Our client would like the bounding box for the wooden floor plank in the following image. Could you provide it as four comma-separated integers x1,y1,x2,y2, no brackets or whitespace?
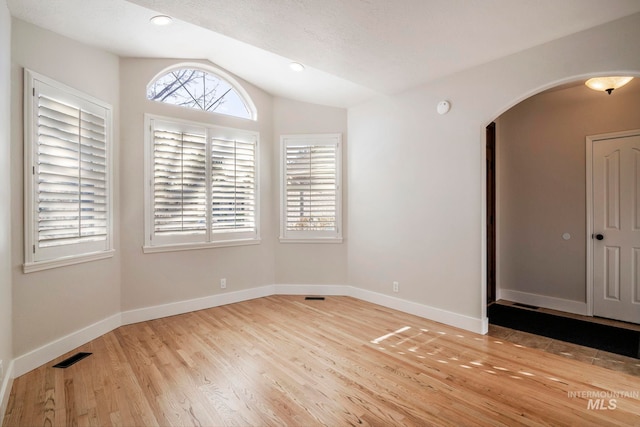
3,295,640,426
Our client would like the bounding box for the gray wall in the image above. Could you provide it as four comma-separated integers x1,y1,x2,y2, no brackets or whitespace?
497,79,640,303
7,32,350,363
273,97,348,285
10,19,122,357
118,61,350,308
119,58,276,311
347,13,640,320
0,0,13,413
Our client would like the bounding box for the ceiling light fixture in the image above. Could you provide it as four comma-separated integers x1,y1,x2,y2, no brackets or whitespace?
585,76,633,95
150,15,173,26
289,62,305,72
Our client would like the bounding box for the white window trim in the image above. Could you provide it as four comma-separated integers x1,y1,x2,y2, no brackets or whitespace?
143,114,260,253
280,133,343,244
23,250,115,274
142,238,260,254
23,69,114,273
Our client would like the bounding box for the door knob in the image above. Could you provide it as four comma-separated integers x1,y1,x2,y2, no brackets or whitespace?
595,234,604,240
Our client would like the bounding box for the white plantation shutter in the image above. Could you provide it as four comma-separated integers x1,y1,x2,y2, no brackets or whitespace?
285,144,337,230
25,71,113,270
145,115,259,251
281,134,342,242
152,125,207,241
37,95,108,246
211,137,256,236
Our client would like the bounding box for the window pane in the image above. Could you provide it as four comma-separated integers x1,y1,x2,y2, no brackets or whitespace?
153,128,208,235
147,68,252,119
36,94,108,247
146,116,259,249
285,144,337,231
211,138,256,232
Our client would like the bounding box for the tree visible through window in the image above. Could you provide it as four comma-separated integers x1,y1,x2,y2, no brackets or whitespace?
147,68,252,119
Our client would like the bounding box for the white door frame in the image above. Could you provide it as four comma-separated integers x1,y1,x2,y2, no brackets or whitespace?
585,128,640,317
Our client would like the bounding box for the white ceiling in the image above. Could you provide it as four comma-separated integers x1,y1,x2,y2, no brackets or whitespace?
7,0,640,108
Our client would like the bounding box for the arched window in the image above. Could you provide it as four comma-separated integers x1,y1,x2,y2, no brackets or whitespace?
147,66,255,120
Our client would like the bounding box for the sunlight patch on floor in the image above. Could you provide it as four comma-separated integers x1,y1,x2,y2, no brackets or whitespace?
371,326,411,344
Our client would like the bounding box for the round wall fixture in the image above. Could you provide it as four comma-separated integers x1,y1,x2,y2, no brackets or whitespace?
437,100,451,115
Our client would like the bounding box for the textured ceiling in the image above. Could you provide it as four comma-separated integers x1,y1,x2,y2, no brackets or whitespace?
7,0,640,107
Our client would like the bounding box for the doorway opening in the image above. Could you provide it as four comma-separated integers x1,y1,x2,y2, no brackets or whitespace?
485,77,640,363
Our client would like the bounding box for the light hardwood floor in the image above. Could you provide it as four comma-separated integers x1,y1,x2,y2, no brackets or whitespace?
3,296,640,426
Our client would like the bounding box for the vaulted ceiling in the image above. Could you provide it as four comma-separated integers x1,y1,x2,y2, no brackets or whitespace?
8,0,640,107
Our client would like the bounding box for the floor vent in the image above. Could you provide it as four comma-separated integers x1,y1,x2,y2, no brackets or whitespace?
305,296,325,301
513,303,539,310
53,352,92,369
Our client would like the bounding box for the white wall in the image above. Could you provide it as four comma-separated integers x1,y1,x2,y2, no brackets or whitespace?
0,0,13,415
10,19,122,357
273,97,348,285
497,80,640,304
119,58,276,311
347,13,640,322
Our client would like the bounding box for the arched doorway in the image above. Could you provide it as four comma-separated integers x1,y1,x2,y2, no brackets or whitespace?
484,75,640,362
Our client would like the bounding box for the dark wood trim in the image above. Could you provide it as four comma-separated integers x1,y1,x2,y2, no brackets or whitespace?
486,122,496,304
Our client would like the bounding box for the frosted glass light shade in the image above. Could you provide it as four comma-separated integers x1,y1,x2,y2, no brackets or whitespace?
585,76,633,94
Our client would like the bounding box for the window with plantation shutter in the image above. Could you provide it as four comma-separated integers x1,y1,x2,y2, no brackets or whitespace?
24,70,114,272
151,122,207,245
280,134,342,242
145,115,259,252
211,138,256,235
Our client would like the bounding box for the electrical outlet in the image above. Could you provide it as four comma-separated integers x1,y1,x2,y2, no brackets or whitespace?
220,278,227,289
393,281,399,293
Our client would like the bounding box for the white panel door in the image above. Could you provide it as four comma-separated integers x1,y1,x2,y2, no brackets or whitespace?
592,133,640,323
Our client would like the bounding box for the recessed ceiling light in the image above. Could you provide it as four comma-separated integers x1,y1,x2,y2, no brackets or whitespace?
289,62,305,72
150,15,173,26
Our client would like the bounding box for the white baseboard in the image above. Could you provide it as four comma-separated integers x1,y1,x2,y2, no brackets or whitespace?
349,287,488,334
272,284,350,296
0,359,14,421
273,285,487,334
13,312,121,378
499,289,588,316
121,286,275,325
10,284,488,379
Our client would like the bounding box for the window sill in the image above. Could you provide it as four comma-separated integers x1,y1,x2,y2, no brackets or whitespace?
279,237,343,244
23,249,115,273
143,238,261,254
